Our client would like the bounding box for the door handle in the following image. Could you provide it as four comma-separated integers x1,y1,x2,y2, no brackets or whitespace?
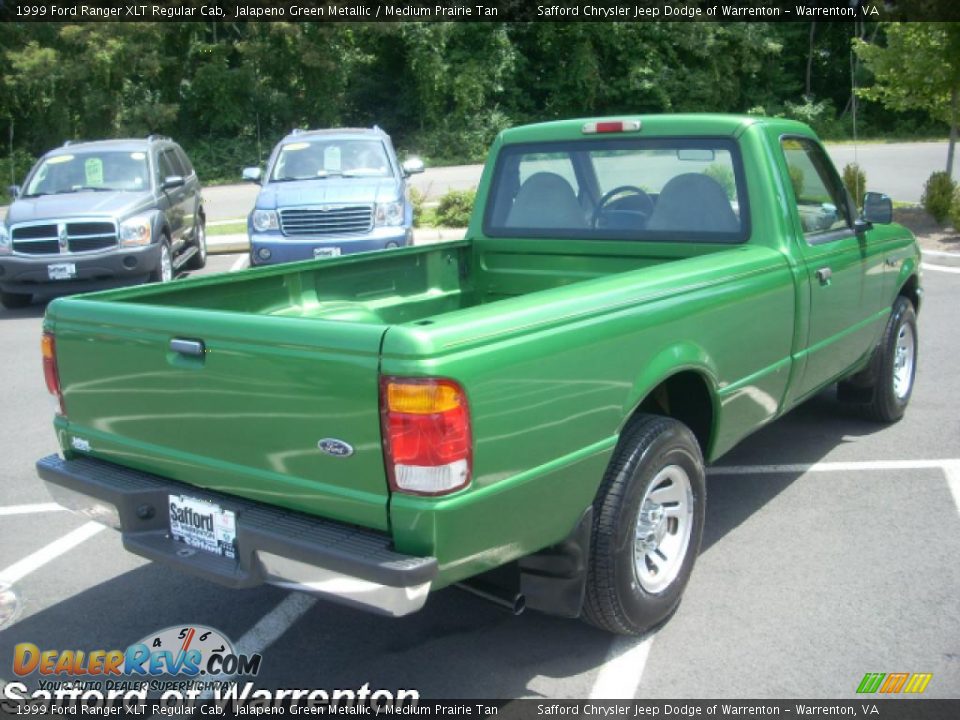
170,338,205,357
815,267,832,285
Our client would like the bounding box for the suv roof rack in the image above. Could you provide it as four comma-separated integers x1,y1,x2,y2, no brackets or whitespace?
147,134,170,143
290,128,305,136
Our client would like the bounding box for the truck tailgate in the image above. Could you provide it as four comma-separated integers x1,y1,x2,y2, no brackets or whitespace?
47,298,391,531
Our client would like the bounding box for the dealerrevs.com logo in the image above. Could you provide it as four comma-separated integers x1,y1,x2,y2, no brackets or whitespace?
12,625,261,677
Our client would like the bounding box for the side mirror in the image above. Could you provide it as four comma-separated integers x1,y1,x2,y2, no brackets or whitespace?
863,191,893,225
401,158,425,177
161,175,185,191
242,167,263,184
7,185,21,199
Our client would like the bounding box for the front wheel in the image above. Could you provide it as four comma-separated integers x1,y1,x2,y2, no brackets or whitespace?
862,296,918,423
582,415,706,636
149,237,174,283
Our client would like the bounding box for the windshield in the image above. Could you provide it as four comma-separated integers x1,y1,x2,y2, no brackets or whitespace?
270,139,391,181
24,151,150,196
484,137,748,243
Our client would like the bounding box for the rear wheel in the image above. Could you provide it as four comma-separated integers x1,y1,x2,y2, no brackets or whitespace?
0,291,31,310
582,415,706,636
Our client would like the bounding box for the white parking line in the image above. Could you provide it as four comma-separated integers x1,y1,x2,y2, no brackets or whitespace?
0,522,104,585
709,458,960,475
589,635,654,699
921,263,960,274
230,255,249,272
200,593,317,697
943,461,960,515
0,503,66,517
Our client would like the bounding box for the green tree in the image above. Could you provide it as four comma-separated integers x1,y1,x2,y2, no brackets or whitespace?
855,23,960,174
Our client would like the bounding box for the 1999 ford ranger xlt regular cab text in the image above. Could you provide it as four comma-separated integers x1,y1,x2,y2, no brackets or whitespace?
36,115,920,635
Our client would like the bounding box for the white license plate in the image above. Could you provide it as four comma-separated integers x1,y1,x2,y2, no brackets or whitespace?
169,494,237,559
314,247,341,258
47,263,77,280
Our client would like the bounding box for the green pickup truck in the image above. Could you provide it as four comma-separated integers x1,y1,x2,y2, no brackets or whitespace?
36,115,920,636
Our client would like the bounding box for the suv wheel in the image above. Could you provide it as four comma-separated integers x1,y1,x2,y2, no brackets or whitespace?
150,237,174,283
184,216,207,271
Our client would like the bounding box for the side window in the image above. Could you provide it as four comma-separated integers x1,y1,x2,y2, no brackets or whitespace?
157,149,178,181
174,147,194,177
781,137,851,238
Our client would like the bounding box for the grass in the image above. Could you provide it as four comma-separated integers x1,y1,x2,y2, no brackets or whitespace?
207,221,247,236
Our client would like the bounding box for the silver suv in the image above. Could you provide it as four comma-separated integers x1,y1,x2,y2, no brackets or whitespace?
0,136,206,309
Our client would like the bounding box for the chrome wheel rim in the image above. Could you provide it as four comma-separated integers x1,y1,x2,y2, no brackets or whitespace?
633,465,694,594
893,322,915,400
197,223,207,262
160,244,173,282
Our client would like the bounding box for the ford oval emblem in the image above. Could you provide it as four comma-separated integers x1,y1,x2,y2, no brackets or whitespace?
318,438,354,458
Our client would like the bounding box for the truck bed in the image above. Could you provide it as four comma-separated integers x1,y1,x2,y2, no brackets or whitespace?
103,239,728,324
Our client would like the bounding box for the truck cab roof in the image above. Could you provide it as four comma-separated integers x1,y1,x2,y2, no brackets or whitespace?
498,113,816,144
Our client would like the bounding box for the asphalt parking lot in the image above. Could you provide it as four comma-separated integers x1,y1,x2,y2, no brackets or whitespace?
0,256,957,700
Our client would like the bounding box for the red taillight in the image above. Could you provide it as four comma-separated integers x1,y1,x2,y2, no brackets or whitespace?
41,332,66,416
582,119,642,134
380,377,471,496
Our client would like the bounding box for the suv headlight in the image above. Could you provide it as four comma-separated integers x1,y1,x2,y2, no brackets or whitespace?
375,201,404,227
119,216,152,247
252,210,279,232
0,225,11,255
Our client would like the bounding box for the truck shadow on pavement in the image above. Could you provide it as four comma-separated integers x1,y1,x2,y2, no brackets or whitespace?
701,387,889,554
0,389,892,698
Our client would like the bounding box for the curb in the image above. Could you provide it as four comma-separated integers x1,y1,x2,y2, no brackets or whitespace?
207,234,249,255
206,228,468,255
921,249,960,268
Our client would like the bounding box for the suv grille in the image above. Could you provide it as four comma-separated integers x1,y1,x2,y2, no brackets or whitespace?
12,221,117,255
280,206,373,237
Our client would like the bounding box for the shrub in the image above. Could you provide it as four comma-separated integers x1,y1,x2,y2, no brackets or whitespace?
921,171,957,224
0,149,39,204
703,163,736,200
408,187,426,228
788,165,805,199
842,163,866,208
185,136,268,185
951,187,960,231
435,189,476,227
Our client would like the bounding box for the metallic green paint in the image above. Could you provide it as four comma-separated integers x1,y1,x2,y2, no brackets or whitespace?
43,114,921,591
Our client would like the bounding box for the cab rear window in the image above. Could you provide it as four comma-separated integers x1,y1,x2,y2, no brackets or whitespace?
484,138,749,243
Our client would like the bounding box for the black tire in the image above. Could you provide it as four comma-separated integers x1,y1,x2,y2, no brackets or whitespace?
149,236,174,283
184,215,207,271
0,291,31,310
582,414,706,636
859,296,918,423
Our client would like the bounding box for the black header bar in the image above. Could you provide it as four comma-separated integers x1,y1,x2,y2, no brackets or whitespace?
3,1,960,23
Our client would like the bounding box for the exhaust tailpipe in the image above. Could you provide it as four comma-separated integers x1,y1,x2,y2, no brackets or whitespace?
455,580,526,615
